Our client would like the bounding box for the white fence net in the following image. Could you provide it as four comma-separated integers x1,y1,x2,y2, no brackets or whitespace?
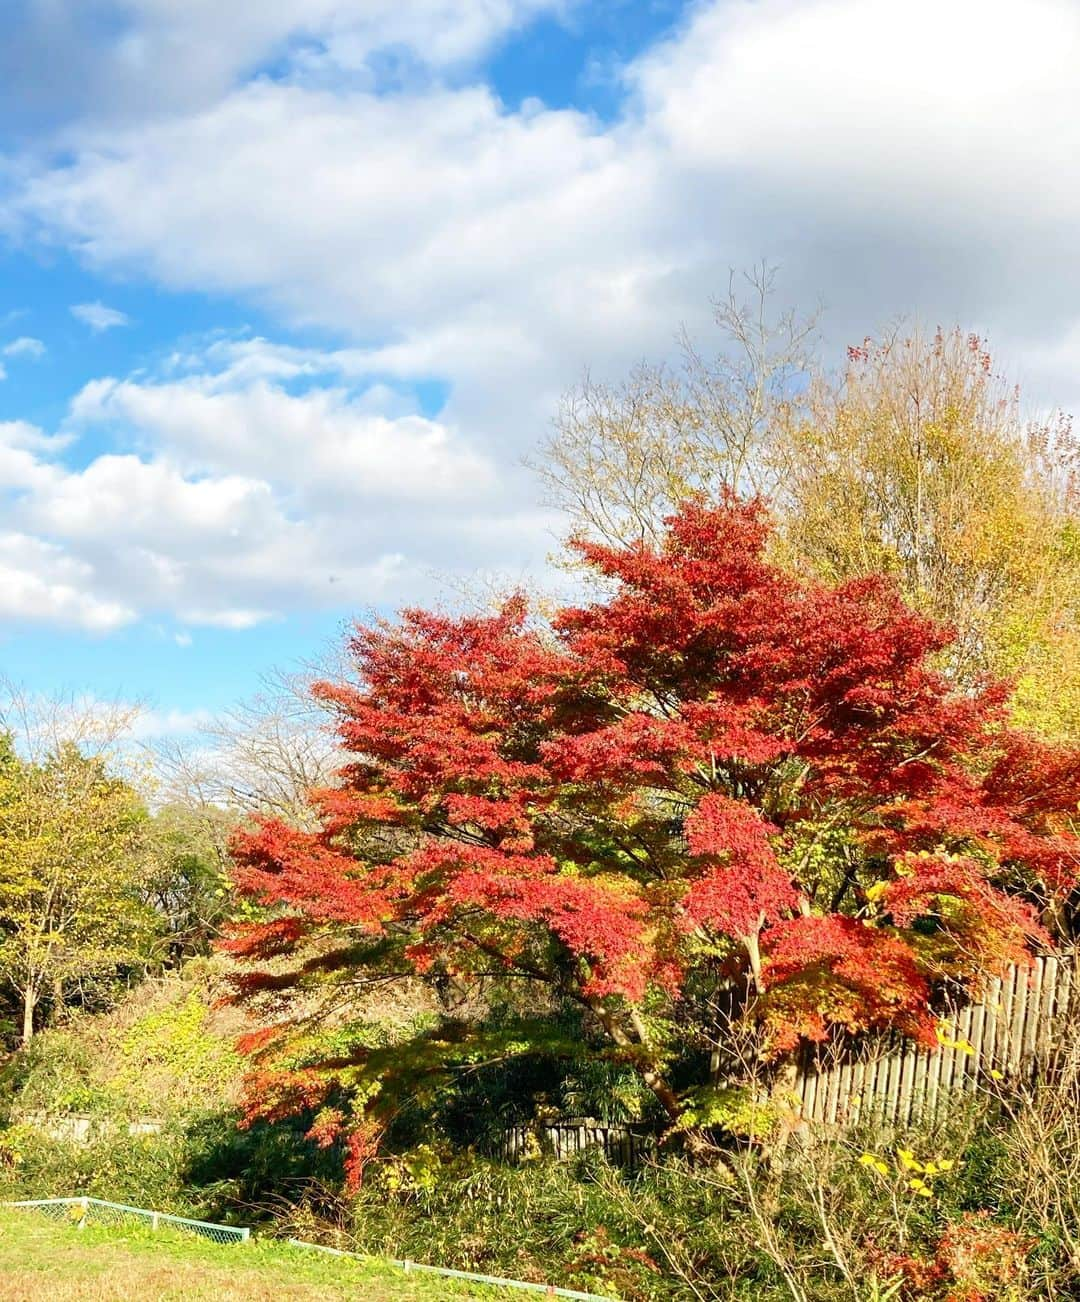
5,1196,250,1245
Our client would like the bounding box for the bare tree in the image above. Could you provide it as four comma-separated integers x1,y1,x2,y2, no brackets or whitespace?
531,263,820,549
0,682,144,767
153,664,342,829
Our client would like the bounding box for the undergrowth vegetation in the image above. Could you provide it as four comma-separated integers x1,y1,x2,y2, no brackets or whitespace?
6,1024,1080,1301
290,1107,1046,1300
0,959,243,1124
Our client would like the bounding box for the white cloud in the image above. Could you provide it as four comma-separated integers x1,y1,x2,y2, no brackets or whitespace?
71,302,131,333
0,345,551,632
11,0,1077,466
129,705,214,740
628,0,1080,270
11,0,1074,387
70,370,498,505
644,0,1077,194
18,78,680,453
0,0,570,130
3,0,1080,631
0,532,134,632
2,336,45,359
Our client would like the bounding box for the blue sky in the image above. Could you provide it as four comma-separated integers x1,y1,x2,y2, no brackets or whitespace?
0,0,1077,732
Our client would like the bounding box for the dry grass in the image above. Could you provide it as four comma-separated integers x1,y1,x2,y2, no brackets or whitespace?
0,1210,489,1300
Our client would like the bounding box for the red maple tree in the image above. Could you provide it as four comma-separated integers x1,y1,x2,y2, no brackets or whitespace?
225,497,1080,1151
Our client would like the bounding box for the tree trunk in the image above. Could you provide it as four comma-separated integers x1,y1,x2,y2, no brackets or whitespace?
21,988,36,1044
591,1000,683,1122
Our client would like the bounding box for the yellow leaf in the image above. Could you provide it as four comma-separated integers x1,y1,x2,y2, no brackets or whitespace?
897,1149,924,1172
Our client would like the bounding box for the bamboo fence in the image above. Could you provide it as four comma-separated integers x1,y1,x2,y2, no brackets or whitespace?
794,952,1078,1126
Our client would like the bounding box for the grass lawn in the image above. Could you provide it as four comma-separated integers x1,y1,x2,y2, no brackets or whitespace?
0,1208,493,1300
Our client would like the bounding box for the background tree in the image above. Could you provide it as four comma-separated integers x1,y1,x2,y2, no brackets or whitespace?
535,290,1080,737
226,499,1079,1165
774,327,1080,699
141,802,235,965
531,264,818,549
153,666,341,831
0,738,159,1042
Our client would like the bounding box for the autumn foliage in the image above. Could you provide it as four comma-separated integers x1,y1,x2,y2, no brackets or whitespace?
225,497,1080,1144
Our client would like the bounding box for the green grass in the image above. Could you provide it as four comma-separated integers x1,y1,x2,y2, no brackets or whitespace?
0,1208,494,1300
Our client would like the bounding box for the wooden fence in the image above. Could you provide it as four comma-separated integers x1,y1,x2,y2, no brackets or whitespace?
794,952,1078,1127
498,1119,654,1170
491,956,1079,1165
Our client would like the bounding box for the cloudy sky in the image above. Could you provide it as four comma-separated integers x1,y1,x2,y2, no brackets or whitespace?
0,0,1077,724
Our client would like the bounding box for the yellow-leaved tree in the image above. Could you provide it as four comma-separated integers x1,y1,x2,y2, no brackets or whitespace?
0,735,159,1043
773,327,1080,719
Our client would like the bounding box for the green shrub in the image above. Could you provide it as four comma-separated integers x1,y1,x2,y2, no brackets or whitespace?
0,1030,118,1119
111,990,241,1113
0,1125,191,1211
